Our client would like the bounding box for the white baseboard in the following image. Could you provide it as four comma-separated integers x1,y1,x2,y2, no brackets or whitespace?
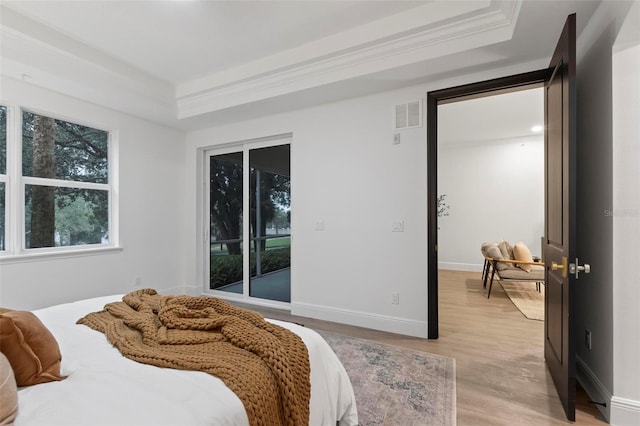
577,355,611,422
291,301,427,338
576,359,640,425
438,262,483,272
611,396,640,426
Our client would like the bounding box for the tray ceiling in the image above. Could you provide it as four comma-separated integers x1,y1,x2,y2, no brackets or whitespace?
0,0,599,129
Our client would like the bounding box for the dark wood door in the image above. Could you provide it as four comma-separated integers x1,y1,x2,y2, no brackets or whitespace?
544,13,576,422
426,13,579,422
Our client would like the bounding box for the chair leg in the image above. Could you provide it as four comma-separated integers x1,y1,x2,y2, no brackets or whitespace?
487,267,497,298
482,259,488,285
483,261,490,289
483,260,493,289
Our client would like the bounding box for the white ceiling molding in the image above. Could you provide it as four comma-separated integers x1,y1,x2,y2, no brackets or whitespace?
176,0,522,119
0,5,176,123
0,0,523,126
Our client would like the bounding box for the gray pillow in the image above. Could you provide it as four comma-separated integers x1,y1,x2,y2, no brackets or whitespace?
498,240,514,260
486,245,503,259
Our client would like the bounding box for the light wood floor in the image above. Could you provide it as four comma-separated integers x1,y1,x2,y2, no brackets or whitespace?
242,270,607,425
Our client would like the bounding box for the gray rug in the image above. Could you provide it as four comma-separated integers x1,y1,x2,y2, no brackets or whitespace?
318,331,456,426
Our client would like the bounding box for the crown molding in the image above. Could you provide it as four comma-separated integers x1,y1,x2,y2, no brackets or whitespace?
176,0,522,119
0,5,177,124
0,1,522,126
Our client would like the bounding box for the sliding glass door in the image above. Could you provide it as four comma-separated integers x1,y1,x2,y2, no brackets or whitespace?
206,141,290,303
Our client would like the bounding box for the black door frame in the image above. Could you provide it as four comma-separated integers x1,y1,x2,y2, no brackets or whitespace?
426,69,551,339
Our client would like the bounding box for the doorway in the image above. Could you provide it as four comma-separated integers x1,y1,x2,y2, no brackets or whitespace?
427,15,578,421
205,138,291,304
436,88,545,276
426,70,550,339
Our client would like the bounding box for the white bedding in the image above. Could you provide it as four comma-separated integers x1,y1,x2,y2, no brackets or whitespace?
15,295,357,426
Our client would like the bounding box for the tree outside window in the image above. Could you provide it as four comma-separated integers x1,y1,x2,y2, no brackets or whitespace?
22,111,109,249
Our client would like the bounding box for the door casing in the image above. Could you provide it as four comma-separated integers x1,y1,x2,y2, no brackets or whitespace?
426,69,550,339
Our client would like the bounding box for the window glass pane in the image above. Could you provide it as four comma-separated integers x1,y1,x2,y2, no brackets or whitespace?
249,144,291,302
22,111,108,183
25,185,108,248
0,182,5,251
209,152,243,291
0,106,6,174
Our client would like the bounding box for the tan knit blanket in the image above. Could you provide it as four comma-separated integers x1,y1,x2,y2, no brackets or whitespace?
77,289,310,426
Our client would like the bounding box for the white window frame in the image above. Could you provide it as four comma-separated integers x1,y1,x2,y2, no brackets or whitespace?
0,104,120,263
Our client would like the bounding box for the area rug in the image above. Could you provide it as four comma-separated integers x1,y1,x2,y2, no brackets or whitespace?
317,331,456,425
500,281,545,321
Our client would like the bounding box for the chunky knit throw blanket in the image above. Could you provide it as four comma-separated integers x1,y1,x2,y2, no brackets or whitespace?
77,289,310,426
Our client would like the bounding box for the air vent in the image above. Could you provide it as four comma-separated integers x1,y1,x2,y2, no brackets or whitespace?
394,100,423,129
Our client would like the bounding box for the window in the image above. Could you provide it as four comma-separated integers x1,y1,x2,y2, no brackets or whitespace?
0,106,115,257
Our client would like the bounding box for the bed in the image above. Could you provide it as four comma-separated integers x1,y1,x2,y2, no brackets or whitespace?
4,291,358,426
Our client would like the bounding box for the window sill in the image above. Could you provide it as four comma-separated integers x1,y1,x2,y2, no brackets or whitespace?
0,246,123,264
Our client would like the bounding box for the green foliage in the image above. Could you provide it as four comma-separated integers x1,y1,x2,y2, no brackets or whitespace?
257,247,291,274
269,206,290,233
21,111,109,248
22,111,108,182
210,255,243,288
209,153,243,255
55,196,104,246
209,147,291,257
210,247,291,288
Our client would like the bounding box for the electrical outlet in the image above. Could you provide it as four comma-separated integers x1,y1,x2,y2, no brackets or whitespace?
585,329,592,350
392,292,400,304
134,277,142,287
392,221,404,232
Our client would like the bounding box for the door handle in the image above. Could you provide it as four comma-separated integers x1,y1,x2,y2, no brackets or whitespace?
551,256,568,278
569,258,591,279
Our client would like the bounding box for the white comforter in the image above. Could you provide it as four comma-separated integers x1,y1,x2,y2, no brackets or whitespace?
15,295,357,426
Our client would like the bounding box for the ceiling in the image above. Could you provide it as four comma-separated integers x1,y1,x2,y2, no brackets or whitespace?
0,0,600,131
439,87,544,145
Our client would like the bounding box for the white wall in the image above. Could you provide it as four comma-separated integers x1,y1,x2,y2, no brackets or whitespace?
576,1,640,424
185,89,428,336
612,3,640,423
437,136,544,271
0,77,188,310
184,57,550,337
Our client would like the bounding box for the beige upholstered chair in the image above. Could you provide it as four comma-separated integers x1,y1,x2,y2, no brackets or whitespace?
481,241,544,298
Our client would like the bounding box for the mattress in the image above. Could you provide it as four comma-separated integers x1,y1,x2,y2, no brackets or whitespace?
15,295,357,426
